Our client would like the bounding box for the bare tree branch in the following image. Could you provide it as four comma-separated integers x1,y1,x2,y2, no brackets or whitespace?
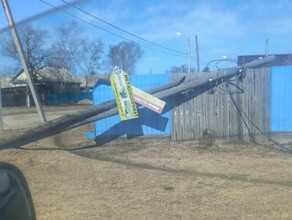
0,23,48,78
46,22,83,91
108,41,143,74
77,39,103,88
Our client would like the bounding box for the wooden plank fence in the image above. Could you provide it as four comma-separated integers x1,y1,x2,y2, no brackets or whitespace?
171,67,271,142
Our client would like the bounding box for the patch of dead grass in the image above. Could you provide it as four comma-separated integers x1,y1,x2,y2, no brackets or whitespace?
0,127,291,219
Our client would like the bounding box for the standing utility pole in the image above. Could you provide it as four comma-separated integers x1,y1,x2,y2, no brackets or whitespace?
176,32,191,73
187,37,191,73
1,0,46,122
265,39,269,56
195,35,200,72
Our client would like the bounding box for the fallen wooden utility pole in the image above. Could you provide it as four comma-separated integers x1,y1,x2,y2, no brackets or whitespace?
0,56,275,150
0,77,185,149
67,76,186,130
68,55,275,129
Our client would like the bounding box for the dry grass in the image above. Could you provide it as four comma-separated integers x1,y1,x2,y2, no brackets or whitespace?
0,126,292,219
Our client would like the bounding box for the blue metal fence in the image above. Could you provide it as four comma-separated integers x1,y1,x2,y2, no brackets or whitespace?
46,92,92,105
271,66,292,131
93,74,171,137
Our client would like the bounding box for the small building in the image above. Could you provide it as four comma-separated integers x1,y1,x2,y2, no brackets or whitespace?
0,74,14,89
45,74,109,105
0,74,26,107
11,67,81,93
1,67,82,107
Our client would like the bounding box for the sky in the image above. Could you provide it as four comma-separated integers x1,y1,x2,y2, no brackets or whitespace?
0,0,291,74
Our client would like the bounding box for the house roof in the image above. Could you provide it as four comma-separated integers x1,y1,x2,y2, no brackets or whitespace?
0,74,14,88
10,67,81,86
39,67,81,83
6,68,109,89
76,74,109,88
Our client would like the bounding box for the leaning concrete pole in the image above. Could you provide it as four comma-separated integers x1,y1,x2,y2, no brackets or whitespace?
1,0,46,122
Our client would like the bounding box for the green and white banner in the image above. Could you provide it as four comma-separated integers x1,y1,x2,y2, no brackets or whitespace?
110,67,139,121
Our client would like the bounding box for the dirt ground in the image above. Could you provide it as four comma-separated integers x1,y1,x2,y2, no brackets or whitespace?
0,106,292,219
1,105,89,130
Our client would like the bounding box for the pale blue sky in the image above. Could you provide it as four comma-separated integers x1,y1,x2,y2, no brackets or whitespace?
0,0,291,74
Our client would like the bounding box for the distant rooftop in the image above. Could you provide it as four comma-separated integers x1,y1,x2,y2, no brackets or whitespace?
76,74,109,88
11,67,81,85
1,69,110,89
0,74,14,88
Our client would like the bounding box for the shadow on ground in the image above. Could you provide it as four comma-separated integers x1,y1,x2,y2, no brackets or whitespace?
20,134,292,189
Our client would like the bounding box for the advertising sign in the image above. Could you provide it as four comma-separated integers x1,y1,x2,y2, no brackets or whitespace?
132,86,166,114
110,67,139,121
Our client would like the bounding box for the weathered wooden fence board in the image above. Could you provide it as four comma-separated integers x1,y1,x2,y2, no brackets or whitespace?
171,67,271,142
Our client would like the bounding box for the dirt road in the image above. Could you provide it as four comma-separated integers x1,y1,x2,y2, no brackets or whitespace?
1,105,89,130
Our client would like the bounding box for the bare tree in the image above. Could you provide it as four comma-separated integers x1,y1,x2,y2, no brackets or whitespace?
108,41,143,74
46,22,83,91
44,67,73,93
0,23,48,79
0,24,48,106
167,64,195,74
77,39,103,88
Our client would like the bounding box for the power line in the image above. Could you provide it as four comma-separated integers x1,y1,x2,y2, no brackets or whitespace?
39,0,187,59
0,0,88,34
58,0,187,56
226,83,255,143
227,84,292,154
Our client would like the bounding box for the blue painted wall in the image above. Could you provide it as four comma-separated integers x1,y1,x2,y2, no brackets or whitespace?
93,74,170,137
46,92,92,105
271,66,292,131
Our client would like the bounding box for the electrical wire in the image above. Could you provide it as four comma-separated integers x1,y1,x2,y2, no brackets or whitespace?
227,83,292,153
206,58,241,94
226,83,256,143
57,0,188,56
39,0,188,59
209,65,292,153
215,59,237,71
205,58,237,71
226,81,244,93
0,0,88,34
